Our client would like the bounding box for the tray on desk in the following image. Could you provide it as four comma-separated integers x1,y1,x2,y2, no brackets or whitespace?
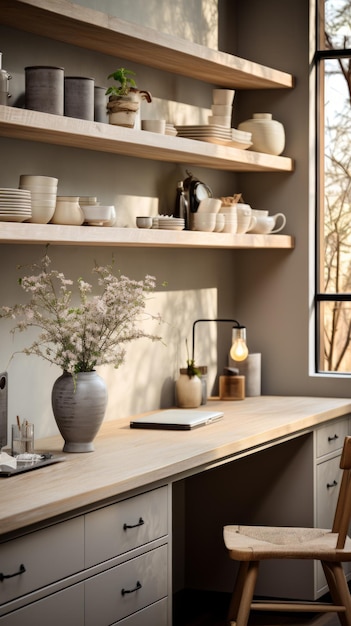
0,454,65,477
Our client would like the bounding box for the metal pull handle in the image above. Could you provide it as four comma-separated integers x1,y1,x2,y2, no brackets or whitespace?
121,580,142,596
123,517,144,530
328,434,339,442
327,480,338,489
0,563,26,582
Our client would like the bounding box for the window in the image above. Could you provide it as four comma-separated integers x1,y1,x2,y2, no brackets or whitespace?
316,0,351,372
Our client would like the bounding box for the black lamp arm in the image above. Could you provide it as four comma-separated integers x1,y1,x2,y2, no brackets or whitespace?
191,318,244,363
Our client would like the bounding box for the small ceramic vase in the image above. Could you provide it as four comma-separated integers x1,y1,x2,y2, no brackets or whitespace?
51,196,84,225
175,370,202,408
238,113,285,155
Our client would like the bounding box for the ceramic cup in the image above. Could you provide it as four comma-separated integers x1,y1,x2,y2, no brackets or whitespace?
212,88,235,106
236,203,256,234
141,119,166,134
248,211,286,234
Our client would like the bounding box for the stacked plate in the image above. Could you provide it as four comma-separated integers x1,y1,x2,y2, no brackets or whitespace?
0,188,32,222
165,123,177,136
175,124,252,149
19,175,58,224
158,216,185,231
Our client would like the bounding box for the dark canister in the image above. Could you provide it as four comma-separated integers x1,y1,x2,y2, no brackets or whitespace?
94,85,107,123
25,66,64,115
64,76,94,121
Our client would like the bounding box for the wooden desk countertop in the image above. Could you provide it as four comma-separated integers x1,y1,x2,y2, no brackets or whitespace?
1,396,351,537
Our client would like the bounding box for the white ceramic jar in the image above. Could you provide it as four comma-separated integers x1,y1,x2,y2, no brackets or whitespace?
238,113,285,155
51,196,84,225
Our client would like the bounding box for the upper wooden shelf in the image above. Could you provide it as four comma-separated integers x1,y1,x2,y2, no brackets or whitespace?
0,222,295,249
0,0,294,90
0,106,294,173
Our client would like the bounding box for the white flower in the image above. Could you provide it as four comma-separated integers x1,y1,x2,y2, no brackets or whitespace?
1,253,162,375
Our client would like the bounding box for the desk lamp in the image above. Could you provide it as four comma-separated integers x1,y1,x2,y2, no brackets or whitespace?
191,318,248,402
191,318,249,363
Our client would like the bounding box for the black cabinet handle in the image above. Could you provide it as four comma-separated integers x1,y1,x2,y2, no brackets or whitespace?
328,434,339,442
121,580,142,596
123,517,144,530
0,563,26,582
327,480,338,489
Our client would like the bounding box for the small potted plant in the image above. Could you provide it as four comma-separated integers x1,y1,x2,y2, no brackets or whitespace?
106,67,152,128
175,340,203,408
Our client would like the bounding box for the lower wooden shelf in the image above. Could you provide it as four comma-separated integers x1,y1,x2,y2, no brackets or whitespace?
0,222,295,249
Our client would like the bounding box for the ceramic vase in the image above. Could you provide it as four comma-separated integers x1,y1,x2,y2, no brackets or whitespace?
175,370,202,408
51,371,108,452
238,113,285,155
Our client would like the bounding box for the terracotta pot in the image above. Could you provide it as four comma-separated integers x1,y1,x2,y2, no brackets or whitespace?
51,371,108,452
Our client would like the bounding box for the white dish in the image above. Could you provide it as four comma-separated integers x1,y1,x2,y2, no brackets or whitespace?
0,214,28,222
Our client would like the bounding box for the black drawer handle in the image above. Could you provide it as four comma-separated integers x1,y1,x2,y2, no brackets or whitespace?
123,517,144,530
327,480,338,489
121,580,142,596
328,434,339,442
0,563,26,582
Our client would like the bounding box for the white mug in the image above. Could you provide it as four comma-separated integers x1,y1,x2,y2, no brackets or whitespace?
236,203,256,234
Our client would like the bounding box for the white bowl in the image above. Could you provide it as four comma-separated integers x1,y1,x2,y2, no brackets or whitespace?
211,104,232,116
214,214,225,232
81,205,114,222
20,184,58,193
19,175,58,187
141,119,166,134
212,89,235,105
193,213,216,232
208,115,231,127
27,205,56,224
29,192,57,201
136,216,153,228
197,198,222,213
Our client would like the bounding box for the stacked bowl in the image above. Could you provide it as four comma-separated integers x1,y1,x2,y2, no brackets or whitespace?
19,175,58,224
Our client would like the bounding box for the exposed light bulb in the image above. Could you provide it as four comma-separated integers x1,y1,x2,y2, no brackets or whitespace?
230,338,249,361
230,327,249,362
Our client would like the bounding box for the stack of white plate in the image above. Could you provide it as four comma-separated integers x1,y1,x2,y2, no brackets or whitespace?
175,124,252,149
158,217,185,231
0,188,32,222
165,123,177,136
19,175,58,224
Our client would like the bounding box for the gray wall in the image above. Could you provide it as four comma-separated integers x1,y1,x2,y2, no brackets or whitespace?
0,0,349,443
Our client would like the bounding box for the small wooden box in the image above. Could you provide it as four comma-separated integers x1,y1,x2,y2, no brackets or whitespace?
219,375,245,400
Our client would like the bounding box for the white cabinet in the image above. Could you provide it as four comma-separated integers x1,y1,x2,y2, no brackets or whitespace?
0,0,295,251
0,486,170,625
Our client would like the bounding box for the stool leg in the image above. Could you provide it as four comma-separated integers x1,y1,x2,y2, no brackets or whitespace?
228,561,259,626
323,562,351,626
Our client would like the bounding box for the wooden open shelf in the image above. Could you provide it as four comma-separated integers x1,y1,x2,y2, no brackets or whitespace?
0,0,295,250
0,106,294,173
0,0,294,90
0,222,295,249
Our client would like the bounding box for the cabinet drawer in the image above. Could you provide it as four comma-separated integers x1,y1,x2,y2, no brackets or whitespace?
85,544,168,626
316,420,348,458
0,517,84,604
0,584,84,626
316,455,342,528
85,486,168,567
114,597,168,625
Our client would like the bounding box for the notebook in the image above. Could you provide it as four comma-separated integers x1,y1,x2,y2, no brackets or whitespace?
130,409,224,431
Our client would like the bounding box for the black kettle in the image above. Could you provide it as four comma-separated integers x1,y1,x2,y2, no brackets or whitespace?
183,170,213,215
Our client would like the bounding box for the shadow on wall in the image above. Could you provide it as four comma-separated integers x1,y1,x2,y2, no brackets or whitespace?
69,0,219,48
